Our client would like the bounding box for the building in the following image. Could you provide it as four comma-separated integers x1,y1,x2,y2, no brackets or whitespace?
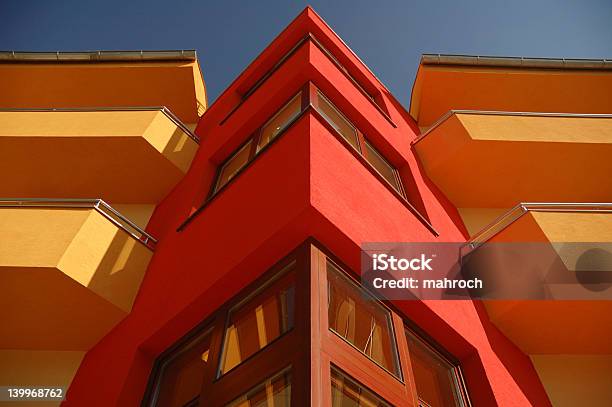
1,7,610,407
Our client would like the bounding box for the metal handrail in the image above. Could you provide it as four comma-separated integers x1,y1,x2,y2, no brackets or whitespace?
0,198,157,249
413,109,612,145
0,106,200,144
0,49,196,62
420,54,612,70
463,202,612,255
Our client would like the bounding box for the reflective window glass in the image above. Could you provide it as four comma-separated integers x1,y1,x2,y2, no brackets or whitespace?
225,368,291,407
215,140,253,192
315,91,360,151
331,367,390,407
153,328,213,407
406,330,467,407
364,141,401,193
327,261,400,377
258,93,303,152
219,269,295,375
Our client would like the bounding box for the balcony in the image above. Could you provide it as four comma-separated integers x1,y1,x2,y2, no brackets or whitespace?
0,50,206,124
0,108,199,203
413,111,612,209
410,55,612,127
0,199,155,351
464,203,612,354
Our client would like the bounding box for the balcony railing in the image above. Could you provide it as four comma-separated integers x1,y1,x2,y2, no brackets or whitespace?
0,198,158,249
461,202,612,257
413,110,612,145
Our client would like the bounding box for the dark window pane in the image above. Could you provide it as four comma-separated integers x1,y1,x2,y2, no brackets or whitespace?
331,367,390,407
258,93,302,152
215,140,252,192
315,91,360,151
327,261,400,377
154,328,213,407
225,368,292,407
364,141,401,193
219,269,295,375
406,330,466,407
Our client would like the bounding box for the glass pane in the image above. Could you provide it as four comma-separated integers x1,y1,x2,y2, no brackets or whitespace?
219,270,295,375
215,140,253,192
331,367,390,407
154,328,213,407
225,368,291,407
364,141,401,193
315,91,360,151
327,261,400,377
406,330,465,407
257,92,302,152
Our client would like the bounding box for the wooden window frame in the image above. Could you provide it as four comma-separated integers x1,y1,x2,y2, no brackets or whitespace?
142,245,312,407
404,327,472,407
143,240,471,407
326,258,403,379
330,364,394,407
310,244,414,407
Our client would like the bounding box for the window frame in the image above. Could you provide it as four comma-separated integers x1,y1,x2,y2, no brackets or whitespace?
405,327,472,407
142,245,311,407
209,82,407,203
256,91,304,154
216,264,297,377
143,242,470,407
144,323,216,407
330,364,393,407
326,258,403,379
213,138,254,194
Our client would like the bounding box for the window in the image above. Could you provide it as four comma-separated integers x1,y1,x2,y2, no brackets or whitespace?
225,368,292,407
314,91,360,151
331,367,391,407
144,243,471,407
312,89,406,199
215,140,253,193
144,254,302,407
208,83,409,210
406,330,469,407
327,261,401,377
150,327,213,407
210,91,305,198
258,93,302,152
364,141,402,194
219,270,295,375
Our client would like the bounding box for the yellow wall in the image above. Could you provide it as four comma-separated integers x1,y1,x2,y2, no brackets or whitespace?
111,204,156,230
531,355,612,407
0,350,85,407
457,207,510,237
0,207,152,350
0,110,198,203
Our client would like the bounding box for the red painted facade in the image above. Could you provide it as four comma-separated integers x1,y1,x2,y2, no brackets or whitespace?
65,8,551,406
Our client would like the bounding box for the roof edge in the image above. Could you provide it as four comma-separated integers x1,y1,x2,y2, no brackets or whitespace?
0,50,197,63
420,54,612,70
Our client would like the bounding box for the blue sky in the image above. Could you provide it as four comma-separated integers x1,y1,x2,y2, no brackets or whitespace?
1,0,611,107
